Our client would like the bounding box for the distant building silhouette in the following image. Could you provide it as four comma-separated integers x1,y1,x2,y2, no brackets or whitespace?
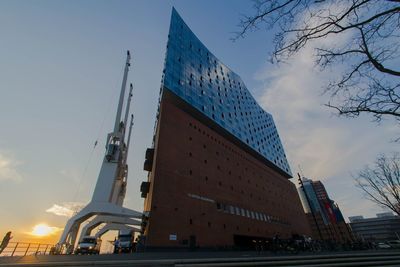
349,212,400,242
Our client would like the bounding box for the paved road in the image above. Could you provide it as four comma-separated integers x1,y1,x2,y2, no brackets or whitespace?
1,250,400,266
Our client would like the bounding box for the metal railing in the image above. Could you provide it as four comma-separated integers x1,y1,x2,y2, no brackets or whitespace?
0,242,55,257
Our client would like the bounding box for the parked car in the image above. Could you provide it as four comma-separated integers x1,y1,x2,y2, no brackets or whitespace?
387,240,400,249
114,230,135,253
75,236,101,255
377,242,391,249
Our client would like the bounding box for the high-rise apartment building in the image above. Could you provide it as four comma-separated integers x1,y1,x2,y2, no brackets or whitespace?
298,178,353,243
140,8,311,249
312,181,329,201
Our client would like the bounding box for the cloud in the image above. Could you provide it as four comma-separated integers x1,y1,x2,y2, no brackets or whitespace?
257,44,344,178
0,152,22,182
253,7,397,218
46,202,85,217
254,8,395,179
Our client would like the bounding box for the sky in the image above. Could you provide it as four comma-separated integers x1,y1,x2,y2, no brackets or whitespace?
0,0,397,245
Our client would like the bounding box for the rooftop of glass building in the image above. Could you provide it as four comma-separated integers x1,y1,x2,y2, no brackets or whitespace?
161,8,292,177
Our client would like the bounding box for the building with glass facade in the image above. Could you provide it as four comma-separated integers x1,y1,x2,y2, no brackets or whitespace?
140,8,310,249
298,178,353,243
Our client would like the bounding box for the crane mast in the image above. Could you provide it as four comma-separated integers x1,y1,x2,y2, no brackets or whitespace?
56,51,141,254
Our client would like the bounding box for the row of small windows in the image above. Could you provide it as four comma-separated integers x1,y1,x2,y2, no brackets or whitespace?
172,23,238,84
173,70,288,165
187,122,291,188
185,75,248,98
184,195,291,230
188,120,289,173
189,121,249,160
175,70,276,127
172,21,251,102
216,202,289,226
188,169,291,203
186,72,243,90
188,219,282,235
198,103,283,156
188,219,272,234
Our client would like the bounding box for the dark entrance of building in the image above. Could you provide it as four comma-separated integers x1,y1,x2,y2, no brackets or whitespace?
233,235,272,250
189,235,196,249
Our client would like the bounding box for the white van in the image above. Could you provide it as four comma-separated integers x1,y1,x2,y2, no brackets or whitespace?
75,236,101,255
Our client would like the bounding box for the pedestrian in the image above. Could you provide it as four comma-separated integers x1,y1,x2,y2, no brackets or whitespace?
273,233,280,253
0,231,12,255
114,239,121,254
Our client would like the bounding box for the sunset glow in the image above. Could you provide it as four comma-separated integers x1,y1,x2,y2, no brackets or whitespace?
29,224,60,237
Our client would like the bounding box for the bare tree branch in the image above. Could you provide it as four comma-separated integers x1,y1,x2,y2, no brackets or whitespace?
355,153,400,215
237,0,400,129
359,26,400,76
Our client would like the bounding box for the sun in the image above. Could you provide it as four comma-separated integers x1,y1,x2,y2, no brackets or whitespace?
30,224,59,237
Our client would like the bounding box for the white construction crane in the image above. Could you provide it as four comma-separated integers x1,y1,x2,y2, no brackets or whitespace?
56,51,142,254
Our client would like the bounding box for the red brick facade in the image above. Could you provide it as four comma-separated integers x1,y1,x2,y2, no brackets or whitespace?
143,93,311,248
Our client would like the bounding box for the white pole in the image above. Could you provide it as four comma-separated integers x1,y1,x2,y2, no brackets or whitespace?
123,83,133,139
124,114,134,167
114,51,131,133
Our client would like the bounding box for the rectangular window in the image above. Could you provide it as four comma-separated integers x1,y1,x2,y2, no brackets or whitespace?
235,207,240,216
229,206,235,215
241,208,245,216
223,204,228,213
251,211,255,219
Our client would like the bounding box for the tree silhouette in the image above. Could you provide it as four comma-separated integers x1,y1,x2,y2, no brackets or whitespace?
355,153,400,216
237,0,400,125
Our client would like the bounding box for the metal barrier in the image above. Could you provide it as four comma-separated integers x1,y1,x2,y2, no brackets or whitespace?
0,242,55,257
